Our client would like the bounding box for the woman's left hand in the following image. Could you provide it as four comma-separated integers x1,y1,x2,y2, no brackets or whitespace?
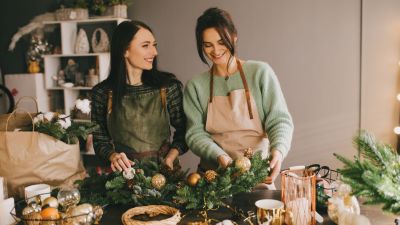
264,150,283,184
164,148,179,170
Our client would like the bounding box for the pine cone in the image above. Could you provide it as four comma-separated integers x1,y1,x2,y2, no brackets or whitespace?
127,179,135,189
205,170,218,183
244,148,254,159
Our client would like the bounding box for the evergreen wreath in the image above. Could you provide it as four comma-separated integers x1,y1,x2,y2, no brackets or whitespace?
174,151,270,210
334,130,400,214
76,151,270,212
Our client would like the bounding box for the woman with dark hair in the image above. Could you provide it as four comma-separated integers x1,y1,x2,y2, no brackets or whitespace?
184,8,293,187
92,21,187,172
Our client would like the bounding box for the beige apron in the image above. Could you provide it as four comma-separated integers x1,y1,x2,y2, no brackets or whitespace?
203,60,274,189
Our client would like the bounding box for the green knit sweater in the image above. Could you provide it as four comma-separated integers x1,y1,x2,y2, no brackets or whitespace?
183,60,294,163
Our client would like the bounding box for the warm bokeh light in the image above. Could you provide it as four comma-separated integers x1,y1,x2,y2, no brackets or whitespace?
394,126,400,134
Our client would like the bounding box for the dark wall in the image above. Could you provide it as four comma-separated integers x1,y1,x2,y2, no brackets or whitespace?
0,0,58,81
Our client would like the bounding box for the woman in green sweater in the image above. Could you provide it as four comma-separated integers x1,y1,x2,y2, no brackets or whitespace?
184,8,293,186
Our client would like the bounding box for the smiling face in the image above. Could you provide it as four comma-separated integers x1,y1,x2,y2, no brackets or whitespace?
202,28,235,67
124,27,158,71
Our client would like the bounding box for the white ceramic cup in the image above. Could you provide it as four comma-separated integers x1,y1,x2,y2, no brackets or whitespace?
255,199,285,225
24,184,51,204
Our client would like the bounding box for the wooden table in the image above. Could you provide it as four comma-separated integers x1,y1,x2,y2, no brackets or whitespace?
98,189,397,225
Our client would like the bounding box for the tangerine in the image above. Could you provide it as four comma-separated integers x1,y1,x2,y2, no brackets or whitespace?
40,207,60,220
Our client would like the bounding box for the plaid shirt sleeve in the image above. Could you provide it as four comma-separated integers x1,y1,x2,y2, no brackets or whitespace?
91,83,115,162
167,79,188,155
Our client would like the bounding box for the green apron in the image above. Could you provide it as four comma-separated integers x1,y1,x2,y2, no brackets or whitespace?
107,87,170,160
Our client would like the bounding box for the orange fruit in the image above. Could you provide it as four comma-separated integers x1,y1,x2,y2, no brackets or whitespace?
40,207,60,220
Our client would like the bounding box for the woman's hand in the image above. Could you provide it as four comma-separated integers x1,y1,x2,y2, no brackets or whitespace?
217,154,233,168
164,148,179,170
264,150,283,184
109,152,135,172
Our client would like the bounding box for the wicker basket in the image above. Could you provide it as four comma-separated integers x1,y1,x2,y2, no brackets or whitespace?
55,8,89,21
121,205,181,225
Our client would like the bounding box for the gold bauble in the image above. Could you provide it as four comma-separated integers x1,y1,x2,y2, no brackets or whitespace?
244,147,254,159
28,201,41,212
66,203,94,224
22,206,35,217
57,187,80,210
187,172,201,186
93,205,104,224
235,156,252,172
204,170,218,183
151,173,166,190
42,196,59,208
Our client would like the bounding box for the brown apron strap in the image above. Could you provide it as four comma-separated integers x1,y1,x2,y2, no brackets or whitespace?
209,59,254,119
107,90,113,115
237,59,254,119
209,70,214,103
160,87,167,110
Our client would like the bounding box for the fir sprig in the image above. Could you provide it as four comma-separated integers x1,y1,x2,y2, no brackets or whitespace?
174,152,270,210
34,115,98,144
334,130,400,214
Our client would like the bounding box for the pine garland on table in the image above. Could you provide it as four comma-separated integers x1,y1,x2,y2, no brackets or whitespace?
174,151,270,210
334,130,400,214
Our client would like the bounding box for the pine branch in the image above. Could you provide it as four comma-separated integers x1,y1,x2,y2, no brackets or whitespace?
335,130,400,215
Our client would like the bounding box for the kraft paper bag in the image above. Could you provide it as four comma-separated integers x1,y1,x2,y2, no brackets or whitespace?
0,96,39,131
0,131,86,197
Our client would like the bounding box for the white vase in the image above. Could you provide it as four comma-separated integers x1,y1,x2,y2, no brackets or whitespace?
75,29,90,54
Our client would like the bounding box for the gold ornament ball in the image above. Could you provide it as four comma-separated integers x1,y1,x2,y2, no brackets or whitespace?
93,205,104,224
22,206,35,217
151,173,166,190
187,172,201,186
67,203,94,224
42,196,59,209
57,187,81,209
204,170,218,182
235,156,252,172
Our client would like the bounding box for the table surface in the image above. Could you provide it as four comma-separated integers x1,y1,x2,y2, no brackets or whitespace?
97,189,397,225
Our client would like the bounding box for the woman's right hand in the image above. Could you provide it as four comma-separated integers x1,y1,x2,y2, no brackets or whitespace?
217,154,232,168
109,152,135,172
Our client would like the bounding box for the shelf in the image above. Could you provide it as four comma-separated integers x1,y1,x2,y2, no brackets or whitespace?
43,17,115,116
47,87,93,90
43,17,128,25
43,53,109,57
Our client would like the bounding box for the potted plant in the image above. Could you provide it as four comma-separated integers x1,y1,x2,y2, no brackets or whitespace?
56,0,89,21
89,0,107,16
104,0,132,18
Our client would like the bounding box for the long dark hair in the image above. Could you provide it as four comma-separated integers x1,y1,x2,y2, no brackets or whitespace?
195,7,238,67
105,20,174,107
